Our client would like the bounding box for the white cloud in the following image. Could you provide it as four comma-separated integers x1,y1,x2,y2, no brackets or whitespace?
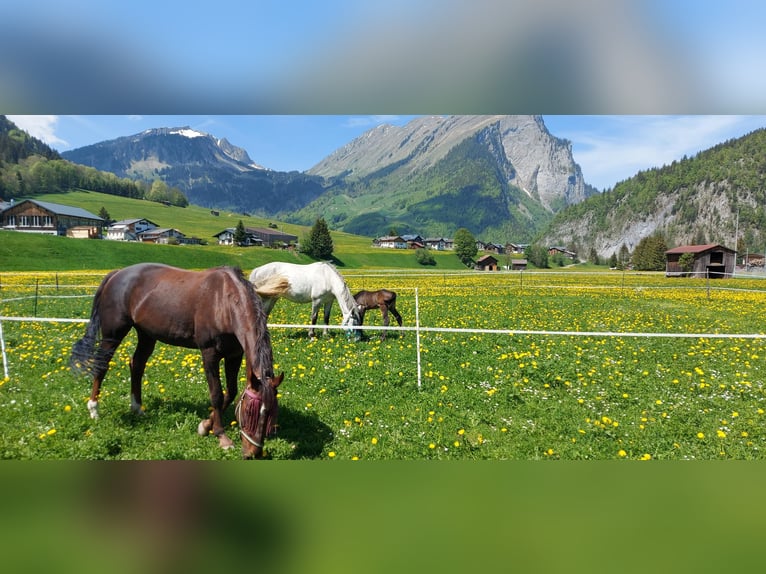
566,116,766,190
6,115,68,148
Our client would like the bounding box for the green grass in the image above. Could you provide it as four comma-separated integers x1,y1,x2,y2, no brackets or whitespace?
2,270,766,460
0,190,466,271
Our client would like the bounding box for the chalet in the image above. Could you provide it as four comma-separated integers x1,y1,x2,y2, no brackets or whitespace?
475,254,499,271
402,234,425,249
0,199,102,236
507,243,528,254
106,218,159,241
484,242,506,254
424,237,453,251
374,235,407,249
665,244,735,278
548,246,577,259
510,258,528,271
138,227,186,244
213,227,264,247
213,226,297,247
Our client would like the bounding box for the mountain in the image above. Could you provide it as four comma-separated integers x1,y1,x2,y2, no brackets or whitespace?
60,116,593,240
0,115,61,164
61,127,327,216
298,115,595,239
539,128,766,259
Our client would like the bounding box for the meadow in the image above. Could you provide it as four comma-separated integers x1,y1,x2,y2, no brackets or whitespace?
2,269,766,460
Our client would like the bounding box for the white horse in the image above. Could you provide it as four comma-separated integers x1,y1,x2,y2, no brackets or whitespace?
249,261,362,338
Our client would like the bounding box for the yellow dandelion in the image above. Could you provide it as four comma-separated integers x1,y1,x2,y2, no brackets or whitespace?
639,453,652,461
618,449,627,458
697,432,705,439
371,437,378,445
328,451,336,458
429,443,436,449
457,428,465,436
64,405,72,412
717,430,726,439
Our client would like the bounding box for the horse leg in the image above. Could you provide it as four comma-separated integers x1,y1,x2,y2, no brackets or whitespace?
222,352,242,413
198,348,234,449
309,301,320,338
128,331,156,415
323,301,333,336
86,330,130,419
379,304,390,340
390,302,403,327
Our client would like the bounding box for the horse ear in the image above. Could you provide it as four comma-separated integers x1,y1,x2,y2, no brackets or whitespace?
271,372,284,388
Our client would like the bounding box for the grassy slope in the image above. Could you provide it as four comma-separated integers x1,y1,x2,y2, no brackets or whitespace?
1,191,467,271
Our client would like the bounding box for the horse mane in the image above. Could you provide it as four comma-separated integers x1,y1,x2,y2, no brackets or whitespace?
226,267,276,383
321,262,357,317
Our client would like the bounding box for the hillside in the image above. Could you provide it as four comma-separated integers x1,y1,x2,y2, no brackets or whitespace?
540,128,766,258
0,191,468,271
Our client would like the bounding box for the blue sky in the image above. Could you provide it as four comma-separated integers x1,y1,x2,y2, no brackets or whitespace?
8,115,766,192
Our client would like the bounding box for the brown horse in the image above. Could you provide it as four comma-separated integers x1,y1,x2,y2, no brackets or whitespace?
70,263,287,459
353,289,403,339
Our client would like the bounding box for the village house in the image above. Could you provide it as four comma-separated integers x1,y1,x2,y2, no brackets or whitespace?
106,218,159,241
0,199,103,236
213,227,263,247
213,226,297,248
401,234,425,249
665,244,736,278
373,235,408,249
138,227,186,244
424,237,453,250
475,254,499,271
510,258,528,271
548,246,577,259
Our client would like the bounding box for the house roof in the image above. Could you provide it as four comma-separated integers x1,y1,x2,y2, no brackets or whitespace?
476,254,498,263
666,243,733,254
16,199,103,221
112,218,158,226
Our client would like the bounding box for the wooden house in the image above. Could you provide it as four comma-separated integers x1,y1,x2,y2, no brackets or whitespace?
374,235,408,249
0,199,102,236
138,227,186,244
475,254,499,271
106,218,159,241
665,244,735,278
213,226,296,247
510,258,528,270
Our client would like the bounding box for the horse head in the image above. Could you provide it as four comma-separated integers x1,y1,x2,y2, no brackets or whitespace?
341,304,364,340
236,372,284,459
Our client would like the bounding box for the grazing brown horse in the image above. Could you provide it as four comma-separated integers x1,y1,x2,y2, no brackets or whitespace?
353,289,403,339
70,263,287,459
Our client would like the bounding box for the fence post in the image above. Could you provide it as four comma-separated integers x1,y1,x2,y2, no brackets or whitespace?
0,320,8,380
34,279,39,317
415,287,421,390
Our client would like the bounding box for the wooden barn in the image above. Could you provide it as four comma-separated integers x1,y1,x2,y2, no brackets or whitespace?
475,254,499,271
0,199,103,236
665,244,735,278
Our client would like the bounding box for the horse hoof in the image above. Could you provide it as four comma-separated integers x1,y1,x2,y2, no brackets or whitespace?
218,435,234,449
197,419,213,436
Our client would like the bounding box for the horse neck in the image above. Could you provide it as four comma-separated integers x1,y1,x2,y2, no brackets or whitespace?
329,270,355,316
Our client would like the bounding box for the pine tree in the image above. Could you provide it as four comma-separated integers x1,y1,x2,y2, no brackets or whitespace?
233,220,248,245
304,218,334,259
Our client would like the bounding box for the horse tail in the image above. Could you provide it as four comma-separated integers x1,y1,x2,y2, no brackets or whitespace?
69,270,117,376
253,274,290,299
